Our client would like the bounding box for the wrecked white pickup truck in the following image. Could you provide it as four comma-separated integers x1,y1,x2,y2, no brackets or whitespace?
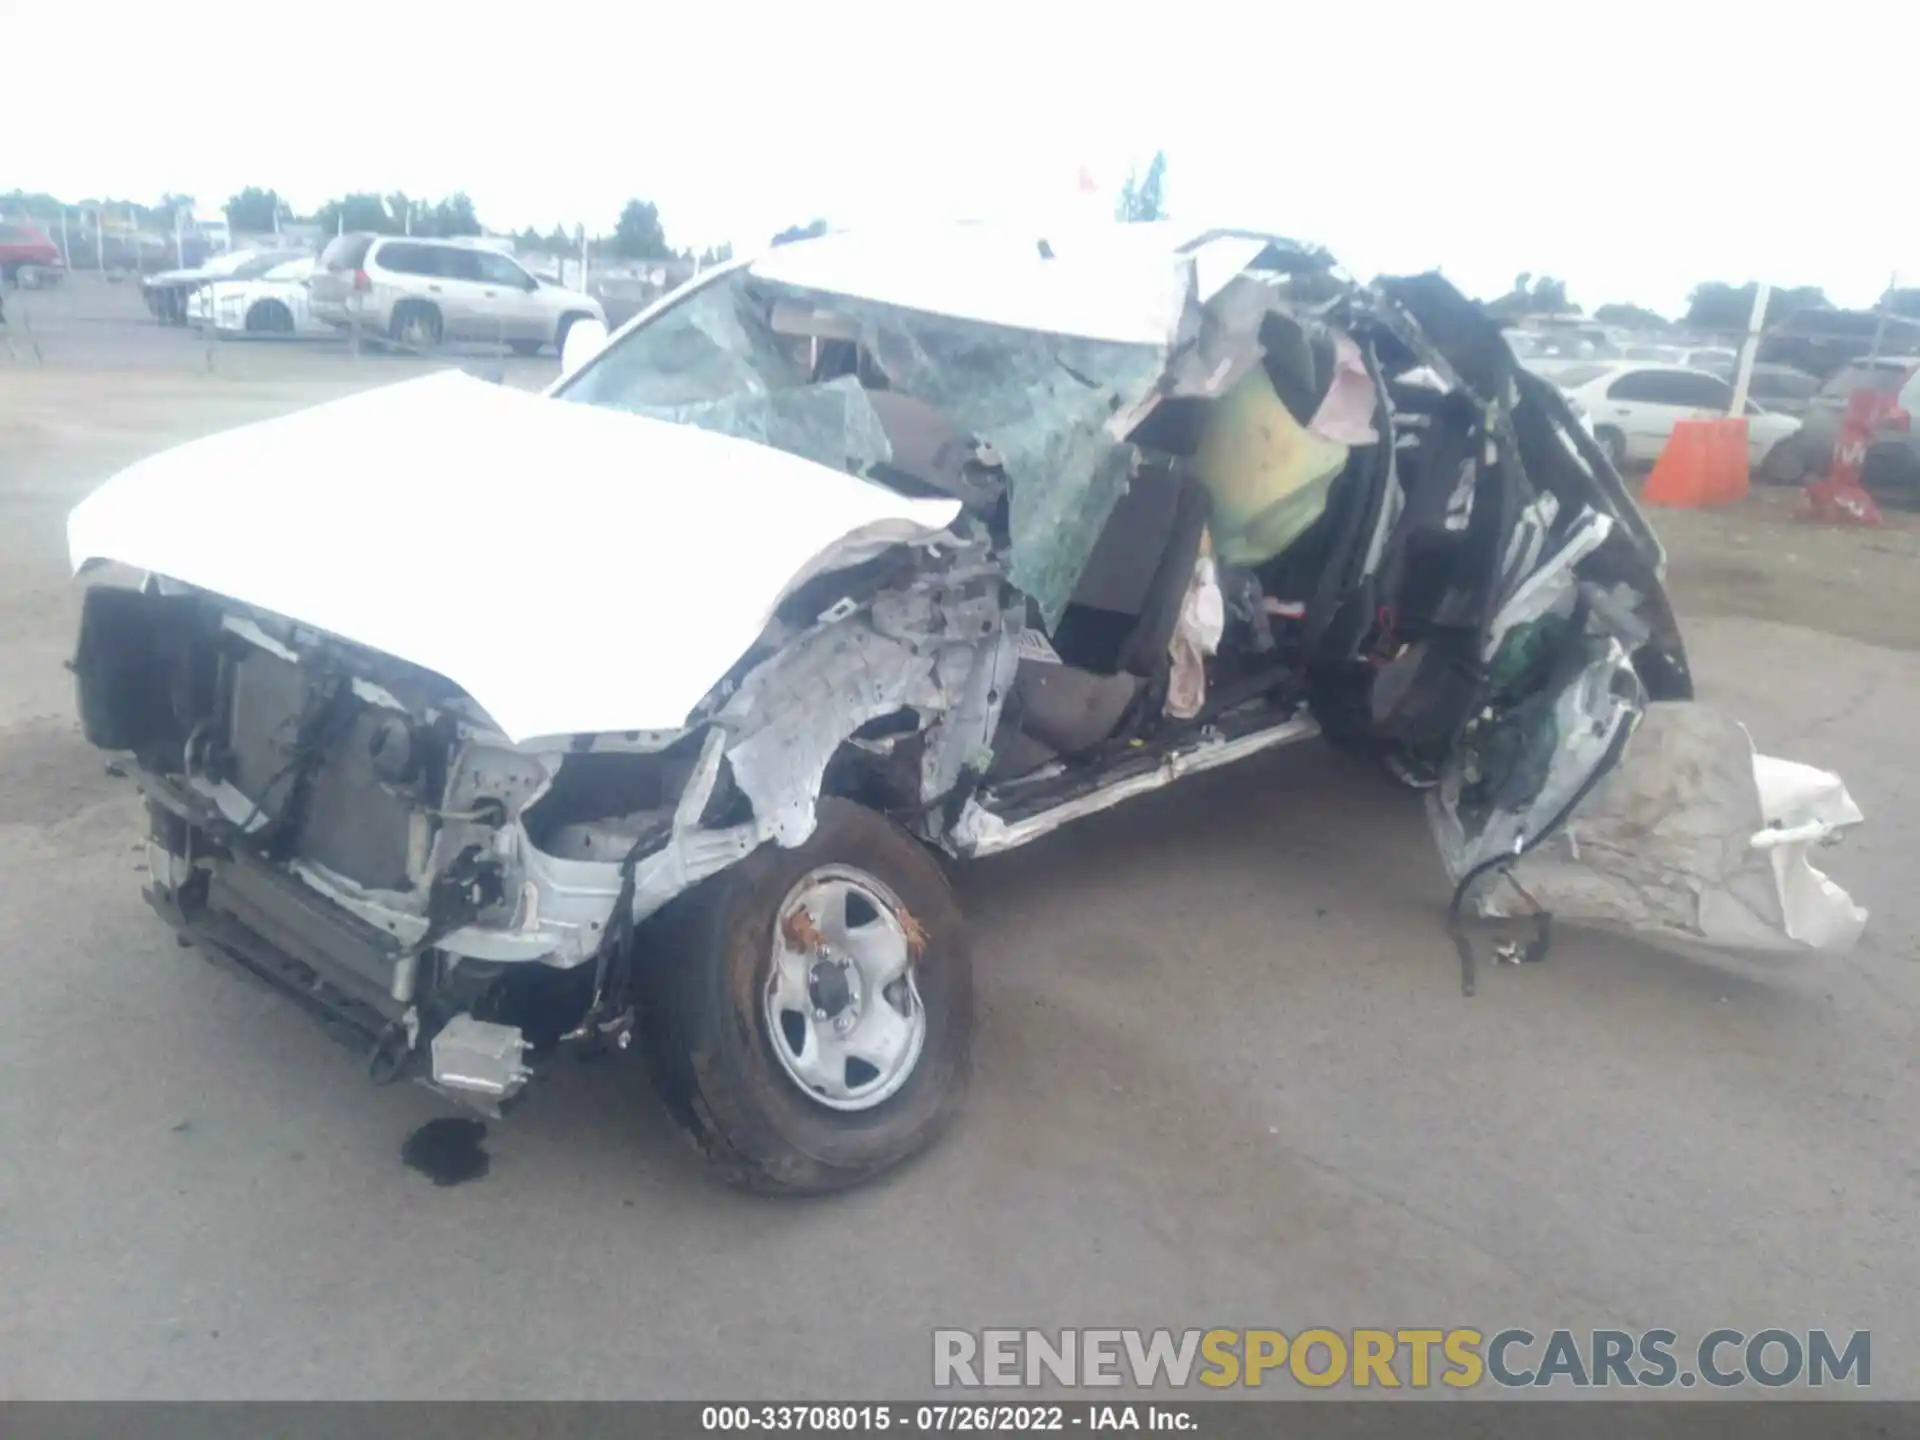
66,223,1866,1193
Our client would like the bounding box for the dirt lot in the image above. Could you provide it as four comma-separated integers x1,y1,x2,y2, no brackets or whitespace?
1660,486,1920,654
4,307,1918,1400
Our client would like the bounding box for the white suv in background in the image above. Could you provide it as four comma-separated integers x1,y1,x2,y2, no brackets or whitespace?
309,234,604,355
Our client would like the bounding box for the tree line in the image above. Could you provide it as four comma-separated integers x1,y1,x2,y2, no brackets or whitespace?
1485,271,1916,332
3,152,1177,268
78,157,1905,330
0,187,800,264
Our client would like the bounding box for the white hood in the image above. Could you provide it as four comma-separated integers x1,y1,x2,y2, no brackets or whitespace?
68,372,960,743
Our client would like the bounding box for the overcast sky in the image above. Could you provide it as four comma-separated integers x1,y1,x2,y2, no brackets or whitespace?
13,2,1907,315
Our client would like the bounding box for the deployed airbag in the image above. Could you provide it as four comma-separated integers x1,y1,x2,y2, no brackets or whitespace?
1190,365,1348,566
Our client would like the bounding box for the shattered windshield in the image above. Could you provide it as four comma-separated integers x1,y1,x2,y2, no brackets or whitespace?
557,266,1168,628
561,270,810,409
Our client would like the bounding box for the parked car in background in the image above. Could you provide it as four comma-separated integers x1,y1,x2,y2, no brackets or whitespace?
141,248,308,325
1608,347,1818,415
1616,343,1740,375
1548,361,1802,470
185,257,325,337
1759,308,1920,379
1758,357,1920,500
1506,323,1621,366
1742,362,1822,418
196,216,233,255
1678,346,1738,377
308,234,604,354
0,222,66,284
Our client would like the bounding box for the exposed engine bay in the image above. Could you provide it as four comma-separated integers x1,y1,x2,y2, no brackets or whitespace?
67,226,1864,1143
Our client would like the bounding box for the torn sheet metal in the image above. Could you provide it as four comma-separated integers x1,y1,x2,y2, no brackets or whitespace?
629,727,768,922
1470,703,1867,956
1428,638,1643,883
719,618,948,848
1148,273,1287,407
1482,507,1612,664
718,573,1015,849
919,629,1019,806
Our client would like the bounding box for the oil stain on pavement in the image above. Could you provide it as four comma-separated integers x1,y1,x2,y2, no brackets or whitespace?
401,1117,491,1187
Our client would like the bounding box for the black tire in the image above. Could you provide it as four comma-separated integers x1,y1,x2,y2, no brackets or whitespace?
245,300,293,335
639,798,972,1194
1760,437,1815,486
1862,446,1920,507
389,300,442,352
507,338,544,356
1594,425,1629,472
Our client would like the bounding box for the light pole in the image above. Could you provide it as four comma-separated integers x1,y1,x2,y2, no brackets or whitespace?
1728,282,1770,418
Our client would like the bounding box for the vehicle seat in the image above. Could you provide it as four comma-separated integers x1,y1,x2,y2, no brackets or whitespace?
1048,463,1212,678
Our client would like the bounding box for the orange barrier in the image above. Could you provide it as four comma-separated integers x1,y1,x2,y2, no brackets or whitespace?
1642,417,1750,508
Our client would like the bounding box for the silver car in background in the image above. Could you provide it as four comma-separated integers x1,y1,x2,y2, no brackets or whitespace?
308,233,605,355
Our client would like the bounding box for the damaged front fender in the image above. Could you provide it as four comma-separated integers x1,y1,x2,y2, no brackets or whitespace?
714,552,1019,851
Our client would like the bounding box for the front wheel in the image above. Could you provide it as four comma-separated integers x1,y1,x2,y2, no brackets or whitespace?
640,798,972,1194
